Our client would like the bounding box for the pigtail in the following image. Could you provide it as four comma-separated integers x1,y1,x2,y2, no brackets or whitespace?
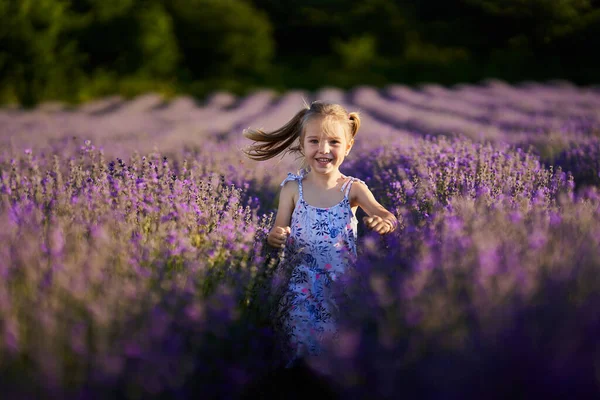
243,107,308,161
348,112,361,137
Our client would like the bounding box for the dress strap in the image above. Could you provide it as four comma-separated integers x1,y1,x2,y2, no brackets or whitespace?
340,176,366,198
280,170,307,199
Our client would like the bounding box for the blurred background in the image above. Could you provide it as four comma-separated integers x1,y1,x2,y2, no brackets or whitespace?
1,0,599,107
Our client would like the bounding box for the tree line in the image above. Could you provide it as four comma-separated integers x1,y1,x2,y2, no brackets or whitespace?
1,0,599,106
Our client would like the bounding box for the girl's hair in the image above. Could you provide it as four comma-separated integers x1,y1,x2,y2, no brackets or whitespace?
243,101,360,161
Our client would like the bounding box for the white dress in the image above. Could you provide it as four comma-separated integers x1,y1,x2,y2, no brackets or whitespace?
273,170,364,366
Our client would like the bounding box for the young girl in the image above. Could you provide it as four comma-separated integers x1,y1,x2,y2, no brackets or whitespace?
244,101,398,368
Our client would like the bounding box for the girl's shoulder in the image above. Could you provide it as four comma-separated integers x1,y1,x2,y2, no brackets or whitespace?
279,172,301,203
279,171,306,187
341,175,368,192
344,176,371,205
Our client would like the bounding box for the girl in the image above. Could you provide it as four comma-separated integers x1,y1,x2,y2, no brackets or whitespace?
244,101,397,368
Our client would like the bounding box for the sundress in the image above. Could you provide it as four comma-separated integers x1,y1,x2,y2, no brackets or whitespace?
272,169,365,367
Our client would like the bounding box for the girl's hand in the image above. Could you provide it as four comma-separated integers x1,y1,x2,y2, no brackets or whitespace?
268,226,291,248
363,215,395,235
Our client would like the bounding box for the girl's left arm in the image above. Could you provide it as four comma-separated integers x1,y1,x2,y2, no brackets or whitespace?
352,181,398,234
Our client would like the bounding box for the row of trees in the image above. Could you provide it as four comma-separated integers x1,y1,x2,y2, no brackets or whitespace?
1,0,599,106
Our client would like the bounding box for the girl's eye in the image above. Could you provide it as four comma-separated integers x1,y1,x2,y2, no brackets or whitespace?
309,140,318,144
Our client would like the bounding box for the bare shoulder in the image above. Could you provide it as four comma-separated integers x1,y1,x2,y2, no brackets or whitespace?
348,178,369,194
272,179,299,227
348,178,372,205
280,179,299,204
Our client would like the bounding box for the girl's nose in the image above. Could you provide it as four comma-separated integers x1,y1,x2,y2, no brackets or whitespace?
318,141,330,153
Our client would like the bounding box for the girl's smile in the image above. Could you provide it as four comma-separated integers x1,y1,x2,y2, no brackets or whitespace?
302,116,353,175
315,157,332,166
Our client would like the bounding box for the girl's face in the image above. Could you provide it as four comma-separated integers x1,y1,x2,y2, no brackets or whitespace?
301,116,354,176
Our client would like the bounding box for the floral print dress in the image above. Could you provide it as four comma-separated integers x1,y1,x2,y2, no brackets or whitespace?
273,170,365,367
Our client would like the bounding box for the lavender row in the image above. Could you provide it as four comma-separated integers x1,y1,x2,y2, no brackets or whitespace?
0,146,281,398
343,135,574,226
321,190,600,399
2,82,599,162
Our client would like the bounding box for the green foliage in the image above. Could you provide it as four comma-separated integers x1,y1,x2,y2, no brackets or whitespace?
252,0,409,57
462,0,594,44
403,33,471,66
333,34,378,71
166,0,274,79
136,3,180,78
0,0,598,106
68,0,144,74
76,71,178,102
0,0,83,106
69,0,136,20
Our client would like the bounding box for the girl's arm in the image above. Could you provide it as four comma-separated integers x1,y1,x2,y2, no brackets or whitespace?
267,181,296,247
351,181,398,235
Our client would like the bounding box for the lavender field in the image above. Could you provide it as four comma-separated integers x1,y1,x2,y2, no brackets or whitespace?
1,81,600,399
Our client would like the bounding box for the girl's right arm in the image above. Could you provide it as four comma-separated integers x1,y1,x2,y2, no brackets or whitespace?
267,181,296,248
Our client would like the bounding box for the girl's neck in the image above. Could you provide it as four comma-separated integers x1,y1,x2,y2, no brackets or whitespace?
305,169,343,189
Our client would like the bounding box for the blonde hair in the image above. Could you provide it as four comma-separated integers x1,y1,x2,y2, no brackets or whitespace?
243,101,360,162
